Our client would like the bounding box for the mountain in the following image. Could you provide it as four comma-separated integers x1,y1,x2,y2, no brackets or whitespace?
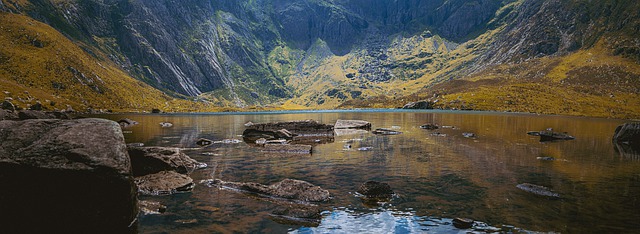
1,0,638,118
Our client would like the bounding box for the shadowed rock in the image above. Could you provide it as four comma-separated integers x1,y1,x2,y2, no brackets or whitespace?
516,183,560,198
0,118,137,233
453,217,474,229
205,178,331,202
357,181,394,198
613,123,640,159
127,146,207,176
1,100,15,111
135,171,195,195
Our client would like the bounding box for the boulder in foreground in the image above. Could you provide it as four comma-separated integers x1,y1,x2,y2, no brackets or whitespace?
0,118,137,233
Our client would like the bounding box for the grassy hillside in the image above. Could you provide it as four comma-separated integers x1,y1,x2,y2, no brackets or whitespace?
0,12,224,112
340,39,640,119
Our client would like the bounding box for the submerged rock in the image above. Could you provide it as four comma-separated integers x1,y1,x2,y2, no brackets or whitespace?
135,171,195,195
528,129,574,142
357,181,394,198
462,132,476,138
0,118,138,233
139,200,167,215
516,183,560,198
118,118,138,128
357,181,394,206
334,129,369,136
206,178,331,202
334,119,371,129
128,146,207,176
372,128,403,135
420,123,439,130
270,204,322,227
261,144,313,154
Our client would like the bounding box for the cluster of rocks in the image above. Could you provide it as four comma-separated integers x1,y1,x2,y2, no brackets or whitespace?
0,117,207,232
1,99,74,121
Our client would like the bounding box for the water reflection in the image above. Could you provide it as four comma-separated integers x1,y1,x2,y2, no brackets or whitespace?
95,110,640,233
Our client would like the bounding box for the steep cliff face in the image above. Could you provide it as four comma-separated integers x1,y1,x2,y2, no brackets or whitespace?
1,0,638,117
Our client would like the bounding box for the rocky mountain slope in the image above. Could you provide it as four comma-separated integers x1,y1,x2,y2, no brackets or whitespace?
1,0,638,118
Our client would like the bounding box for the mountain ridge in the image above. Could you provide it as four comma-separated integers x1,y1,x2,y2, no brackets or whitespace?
1,0,638,118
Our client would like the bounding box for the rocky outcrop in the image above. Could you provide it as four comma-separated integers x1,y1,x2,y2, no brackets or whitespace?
402,100,433,109
0,118,137,233
127,146,207,176
205,178,331,202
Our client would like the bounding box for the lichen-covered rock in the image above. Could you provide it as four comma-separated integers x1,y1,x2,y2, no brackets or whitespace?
135,171,195,195
0,118,137,233
127,146,207,176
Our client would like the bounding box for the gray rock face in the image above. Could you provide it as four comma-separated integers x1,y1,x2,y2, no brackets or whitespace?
128,146,207,176
135,171,195,195
207,178,331,202
402,100,434,109
0,118,137,233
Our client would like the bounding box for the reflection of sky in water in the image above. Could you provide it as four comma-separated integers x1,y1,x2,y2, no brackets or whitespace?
292,209,503,234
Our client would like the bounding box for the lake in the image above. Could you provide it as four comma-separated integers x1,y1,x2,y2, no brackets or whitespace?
97,110,640,233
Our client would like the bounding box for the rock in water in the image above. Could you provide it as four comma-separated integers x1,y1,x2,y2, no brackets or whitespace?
0,118,138,233
613,122,640,145
452,217,474,229
118,118,138,128
420,123,439,130
613,123,640,159
135,171,195,195
516,183,560,198
334,119,371,129
127,146,207,176
206,179,330,202
372,128,402,135
357,181,394,198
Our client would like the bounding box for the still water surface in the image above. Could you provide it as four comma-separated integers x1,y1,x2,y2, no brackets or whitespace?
98,110,639,233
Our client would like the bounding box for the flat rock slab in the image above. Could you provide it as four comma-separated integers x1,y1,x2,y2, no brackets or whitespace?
334,119,371,129
261,144,312,154
245,119,334,136
128,146,207,176
0,118,137,232
206,178,330,202
135,171,195,195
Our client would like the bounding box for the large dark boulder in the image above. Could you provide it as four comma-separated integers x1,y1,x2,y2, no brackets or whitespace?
613,123,640,159
1,100,15,111
0,118,137,233
205,178,330,202
127,146,207,176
